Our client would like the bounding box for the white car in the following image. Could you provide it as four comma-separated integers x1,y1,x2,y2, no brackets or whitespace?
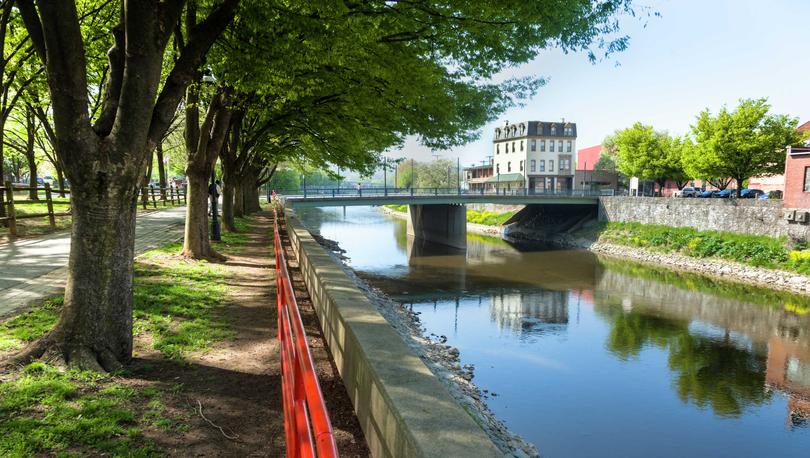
674,186,702,198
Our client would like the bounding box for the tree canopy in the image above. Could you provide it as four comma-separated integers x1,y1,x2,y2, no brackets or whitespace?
613,123,689,191
683,98,805,196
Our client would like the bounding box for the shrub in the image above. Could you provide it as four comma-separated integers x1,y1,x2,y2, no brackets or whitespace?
598,222,796,272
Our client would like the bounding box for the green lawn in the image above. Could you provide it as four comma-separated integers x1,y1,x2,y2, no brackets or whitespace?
0,216,258,456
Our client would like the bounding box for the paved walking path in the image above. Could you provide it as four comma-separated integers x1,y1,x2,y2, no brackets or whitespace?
0,206,186,317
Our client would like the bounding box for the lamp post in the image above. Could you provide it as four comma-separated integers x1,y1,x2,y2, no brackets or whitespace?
210,169,221,241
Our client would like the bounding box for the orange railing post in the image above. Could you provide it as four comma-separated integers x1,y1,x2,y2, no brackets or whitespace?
274,209,339,458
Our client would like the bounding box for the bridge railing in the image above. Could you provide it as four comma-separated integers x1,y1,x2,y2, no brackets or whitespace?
279,187,611,199
273,209,339,458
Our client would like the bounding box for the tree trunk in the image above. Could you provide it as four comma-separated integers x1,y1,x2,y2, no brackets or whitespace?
56,165,66,197
221,175,236,232
0,123,6,221
245,183,261,213
26,107,39,201
234,181,245,217
56,182,139,370
156,143,167,200
26,155,38,201
182,167,219,258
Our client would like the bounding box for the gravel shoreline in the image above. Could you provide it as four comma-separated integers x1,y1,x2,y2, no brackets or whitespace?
309,227,539,458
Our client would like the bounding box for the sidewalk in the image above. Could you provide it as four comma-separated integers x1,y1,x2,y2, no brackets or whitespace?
0,206,186,317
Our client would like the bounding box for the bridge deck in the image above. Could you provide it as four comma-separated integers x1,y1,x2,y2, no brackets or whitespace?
282,189,601,207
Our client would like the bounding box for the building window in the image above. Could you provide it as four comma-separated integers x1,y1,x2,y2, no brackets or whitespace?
551,126,557,136
539,160,545,172
512,141,515,152
550,141,555,152
505,143,509,153
531,140,536,151
496,163,500,174
520,141,524,151
507,161,512,172
540,140,546,152
558,140,563,152
567,140,572,152
805,167,810,192
564,126,573,136
530,160,536,172
496,144,500,154
549,160,554,172
520,160,524,172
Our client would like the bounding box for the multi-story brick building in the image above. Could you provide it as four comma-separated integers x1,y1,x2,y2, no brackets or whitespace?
463,163,493,192
489,120,576,192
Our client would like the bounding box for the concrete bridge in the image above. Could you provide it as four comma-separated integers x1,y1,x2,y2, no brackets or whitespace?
283,187,601,248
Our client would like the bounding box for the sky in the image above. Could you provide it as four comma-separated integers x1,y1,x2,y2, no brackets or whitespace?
381,0,810,170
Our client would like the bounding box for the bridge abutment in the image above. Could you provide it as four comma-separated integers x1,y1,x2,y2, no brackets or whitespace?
406,204,467,249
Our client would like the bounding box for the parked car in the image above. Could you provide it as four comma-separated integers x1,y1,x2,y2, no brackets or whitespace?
740,188,765,199
712,189,735,198
674,186,702,197
697,190,715,198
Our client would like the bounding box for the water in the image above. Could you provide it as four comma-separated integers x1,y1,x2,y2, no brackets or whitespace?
295,206,810,457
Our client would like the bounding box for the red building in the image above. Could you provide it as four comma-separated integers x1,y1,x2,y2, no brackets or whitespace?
784,146,810,208
576,145,602,171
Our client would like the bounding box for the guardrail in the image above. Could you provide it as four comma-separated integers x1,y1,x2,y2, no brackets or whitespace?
278,186,613,199
273,209,338,458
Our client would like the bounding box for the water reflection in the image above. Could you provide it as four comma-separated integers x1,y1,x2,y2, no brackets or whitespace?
295,206,810,457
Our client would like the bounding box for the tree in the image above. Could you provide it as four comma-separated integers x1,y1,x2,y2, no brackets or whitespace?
685,98,805,197
614,123,688,194
14,0,240,371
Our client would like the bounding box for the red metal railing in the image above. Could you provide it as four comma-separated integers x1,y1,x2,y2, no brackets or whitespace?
274,209,339,458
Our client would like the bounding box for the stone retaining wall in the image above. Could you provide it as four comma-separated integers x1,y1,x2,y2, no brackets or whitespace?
598,196,810,241
284,209,502,458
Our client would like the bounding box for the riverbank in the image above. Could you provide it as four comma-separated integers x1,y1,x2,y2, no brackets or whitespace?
381,204,810,296
380,205,502,236
560,221,810,296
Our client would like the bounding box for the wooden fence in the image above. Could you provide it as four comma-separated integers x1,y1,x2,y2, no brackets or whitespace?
1,181,187,236
1,181,71,236
140,185,187,210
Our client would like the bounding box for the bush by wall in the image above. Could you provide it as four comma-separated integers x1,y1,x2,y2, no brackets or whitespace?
597,221,810,273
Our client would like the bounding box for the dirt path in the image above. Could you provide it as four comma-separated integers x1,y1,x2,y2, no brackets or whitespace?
123,211,368,456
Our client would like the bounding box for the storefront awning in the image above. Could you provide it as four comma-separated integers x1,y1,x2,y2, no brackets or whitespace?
484,173,524,183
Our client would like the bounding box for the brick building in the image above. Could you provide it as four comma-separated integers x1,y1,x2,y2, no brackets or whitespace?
783,146,810,208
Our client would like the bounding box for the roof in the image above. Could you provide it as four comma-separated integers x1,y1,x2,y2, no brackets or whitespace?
798,120,810,132
484,173,524,183
577,145,603,171
463,164,493,171
494,121,577,141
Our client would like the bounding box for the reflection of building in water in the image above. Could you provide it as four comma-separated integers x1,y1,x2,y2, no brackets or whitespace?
489,290,568,333
766,336,810,428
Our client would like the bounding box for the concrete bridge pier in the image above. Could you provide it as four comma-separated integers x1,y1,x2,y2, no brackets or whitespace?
406,204,467,249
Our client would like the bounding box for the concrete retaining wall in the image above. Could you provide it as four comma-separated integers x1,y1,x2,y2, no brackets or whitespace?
598,196,810,241
284,209,502,458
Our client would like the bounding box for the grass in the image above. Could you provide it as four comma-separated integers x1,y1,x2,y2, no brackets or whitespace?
0,298,62,352
465,209,515,226
591,221,810,274
0,362,160,457
0,216,259,456
384,204,515,227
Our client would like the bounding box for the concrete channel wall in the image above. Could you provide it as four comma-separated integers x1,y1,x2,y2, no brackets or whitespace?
598,196,810,241
284,209,502,458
